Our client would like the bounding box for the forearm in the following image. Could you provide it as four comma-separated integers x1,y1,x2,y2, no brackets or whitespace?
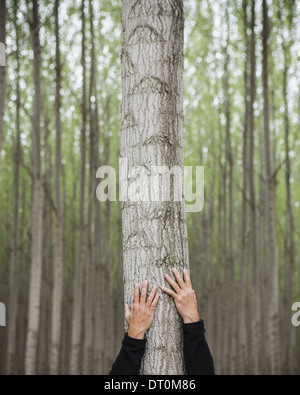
183,320,215,375
109,333,146,375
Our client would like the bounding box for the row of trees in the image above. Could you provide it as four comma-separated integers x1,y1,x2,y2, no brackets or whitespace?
0,0,123,375
185,0,300,374
0,0,299,375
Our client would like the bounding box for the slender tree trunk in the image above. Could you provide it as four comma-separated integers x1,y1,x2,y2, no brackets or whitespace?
121,0,188,375
17,177,29,374
50,0,64,375
223,5,236,374
0,0,6,170
282,43,296,375
25,0,44,375
70,0,86,375
262,0,280,375
6,1,20,373
83,0,98,374
248,0,262,375
38,133,52,375
104,122,114,372
238,0,250,375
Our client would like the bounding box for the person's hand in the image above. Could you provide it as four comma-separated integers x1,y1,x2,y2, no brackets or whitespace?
125,281,160,340
161,268,200,324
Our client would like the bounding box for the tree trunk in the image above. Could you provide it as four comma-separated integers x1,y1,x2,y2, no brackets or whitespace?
83,0,98,374
70,0,86,375
262,0,280,375
248,0,262,375
50,0,64,375
0,0,6,170
121,0,189,375
282,41,296,374
104,115,114,372
222,4,235,374
238,0,250,375
25,0,44,376
6,0,20,374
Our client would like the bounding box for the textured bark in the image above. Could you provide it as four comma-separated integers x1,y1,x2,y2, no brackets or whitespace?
121,0,189,375
6,0,20,374
0,0,6,169
262,0,280,375
70,0,86,375
50,0,64,375
25,0,44,375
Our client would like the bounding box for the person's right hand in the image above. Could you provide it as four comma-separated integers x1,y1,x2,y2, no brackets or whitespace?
125,281,160,340
161,268,200,324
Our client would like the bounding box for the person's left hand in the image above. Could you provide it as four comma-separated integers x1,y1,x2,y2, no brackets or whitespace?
161,268,200,324
125,281,160,340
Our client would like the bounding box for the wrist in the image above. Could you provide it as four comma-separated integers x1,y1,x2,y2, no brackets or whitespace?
128,327,145,340
183,311,200,324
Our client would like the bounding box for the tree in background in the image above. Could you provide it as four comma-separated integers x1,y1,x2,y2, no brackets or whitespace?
0,0,6,168
25,0,44,376
70,0,87,375
50,0,64,375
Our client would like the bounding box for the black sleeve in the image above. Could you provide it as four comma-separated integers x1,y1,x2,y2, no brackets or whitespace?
109,333,146,375
183,320,215,375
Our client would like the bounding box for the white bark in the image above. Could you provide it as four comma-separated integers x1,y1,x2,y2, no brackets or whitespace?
121,0,189,375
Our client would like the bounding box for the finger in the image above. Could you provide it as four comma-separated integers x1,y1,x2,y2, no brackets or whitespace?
161,285,177,299
183,268,193,289
140,280,148,304
134,283,140,305
172,268,185,289
164,273,180,292
146,285,158,306
150,293,160,311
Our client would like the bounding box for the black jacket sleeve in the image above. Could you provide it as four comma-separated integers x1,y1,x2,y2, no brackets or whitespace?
109,333,146,375
183,320,215,375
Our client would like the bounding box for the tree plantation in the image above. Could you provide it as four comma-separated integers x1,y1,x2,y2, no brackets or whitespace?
0,0,300,375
